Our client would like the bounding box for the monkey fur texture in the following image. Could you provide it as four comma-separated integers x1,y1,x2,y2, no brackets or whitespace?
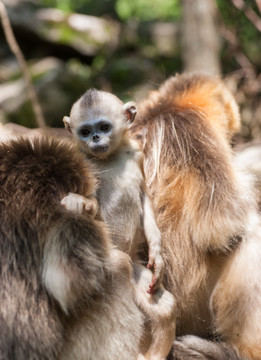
0,135,217,360
235,141,261,211
63,89,176,360
1,72,258,360
63,89,164,292
131,72,261,360
0,136,143,360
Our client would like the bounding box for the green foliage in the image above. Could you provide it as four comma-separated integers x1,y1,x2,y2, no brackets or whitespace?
217,0,261,67
40,0,88,12
8,101,36,128
116,0,181,21
39,0,181,21
39,0,117,17
105,58,148,88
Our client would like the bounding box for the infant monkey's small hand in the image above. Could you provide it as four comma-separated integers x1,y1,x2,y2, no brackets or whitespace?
147,253,164,294
61,192,98,217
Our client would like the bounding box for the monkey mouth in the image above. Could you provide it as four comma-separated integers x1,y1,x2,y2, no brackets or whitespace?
91,144,109,154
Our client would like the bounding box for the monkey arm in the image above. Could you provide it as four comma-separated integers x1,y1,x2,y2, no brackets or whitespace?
142,192,164,293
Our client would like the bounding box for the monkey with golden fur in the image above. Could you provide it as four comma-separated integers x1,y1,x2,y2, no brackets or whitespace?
130,72,261,360
62,89,176,360
0,136,146,360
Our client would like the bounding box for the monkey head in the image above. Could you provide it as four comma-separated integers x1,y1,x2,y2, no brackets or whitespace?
63,89,137,159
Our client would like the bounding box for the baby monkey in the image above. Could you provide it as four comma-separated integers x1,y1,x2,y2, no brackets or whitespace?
63,89,164,293
63,89,176,360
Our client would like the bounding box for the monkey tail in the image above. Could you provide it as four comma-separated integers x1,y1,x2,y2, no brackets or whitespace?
169,336,243,360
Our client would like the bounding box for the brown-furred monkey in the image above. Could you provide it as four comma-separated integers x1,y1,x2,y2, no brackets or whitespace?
0,136,144,360
131,72,261,360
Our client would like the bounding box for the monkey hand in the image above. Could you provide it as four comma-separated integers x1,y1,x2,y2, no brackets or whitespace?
147,252,164,294
61,192,98,217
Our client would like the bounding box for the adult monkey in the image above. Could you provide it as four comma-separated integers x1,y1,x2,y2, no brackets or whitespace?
0,136,143,360
131,73,261,360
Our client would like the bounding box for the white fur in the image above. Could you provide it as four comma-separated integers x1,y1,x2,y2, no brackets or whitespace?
43,239,72,314
67,89,176,360
61,192,98,216
97,146,144,255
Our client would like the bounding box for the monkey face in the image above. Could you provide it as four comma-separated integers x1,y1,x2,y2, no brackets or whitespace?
77,118,117,158
64,89,137,160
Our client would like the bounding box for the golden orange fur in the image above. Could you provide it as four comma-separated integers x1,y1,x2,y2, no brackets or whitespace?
131,73,261,360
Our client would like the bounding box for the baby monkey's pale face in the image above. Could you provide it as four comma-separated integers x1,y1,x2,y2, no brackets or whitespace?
77,117,114,157
63,89,137,160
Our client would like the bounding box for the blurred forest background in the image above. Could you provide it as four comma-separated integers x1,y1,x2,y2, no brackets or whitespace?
0,0,260,144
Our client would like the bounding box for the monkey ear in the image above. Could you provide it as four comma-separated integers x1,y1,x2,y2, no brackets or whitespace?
63,116,72,134
123,102,137,124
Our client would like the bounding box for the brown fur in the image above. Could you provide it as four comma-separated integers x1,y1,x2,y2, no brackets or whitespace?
170,336,241,360
131,72,261,359
0,134,243,360
0,136,143,360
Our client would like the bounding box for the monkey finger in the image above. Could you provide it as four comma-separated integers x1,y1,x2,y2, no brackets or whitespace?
155,263,164,284
148,276,160,293
147,278,157,294
147,262,153,270
83,197,98,217
147,257,155,270
149,263,164,293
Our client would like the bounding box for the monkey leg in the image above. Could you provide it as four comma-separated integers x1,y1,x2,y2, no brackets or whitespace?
143,192,164,294
132,263,176,360
210,226,261,360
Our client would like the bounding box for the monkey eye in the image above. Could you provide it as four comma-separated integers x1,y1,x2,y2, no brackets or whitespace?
79,127,91,137
100,123,111,132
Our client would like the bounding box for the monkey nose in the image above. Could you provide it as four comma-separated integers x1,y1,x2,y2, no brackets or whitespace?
93,134,100,142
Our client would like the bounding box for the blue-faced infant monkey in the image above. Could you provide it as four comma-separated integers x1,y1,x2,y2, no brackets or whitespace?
63,89,164,293
63,89,176,360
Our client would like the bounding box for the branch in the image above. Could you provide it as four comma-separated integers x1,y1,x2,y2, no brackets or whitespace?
0,1,46,128
220,26,256,78
231,0,261,32
220,25,261,96
256,0,261,14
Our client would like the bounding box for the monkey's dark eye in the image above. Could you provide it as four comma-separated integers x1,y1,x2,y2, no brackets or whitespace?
79,128,91,137
100,123,111,132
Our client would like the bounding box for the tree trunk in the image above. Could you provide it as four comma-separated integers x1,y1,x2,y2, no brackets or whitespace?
181,0,221,75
